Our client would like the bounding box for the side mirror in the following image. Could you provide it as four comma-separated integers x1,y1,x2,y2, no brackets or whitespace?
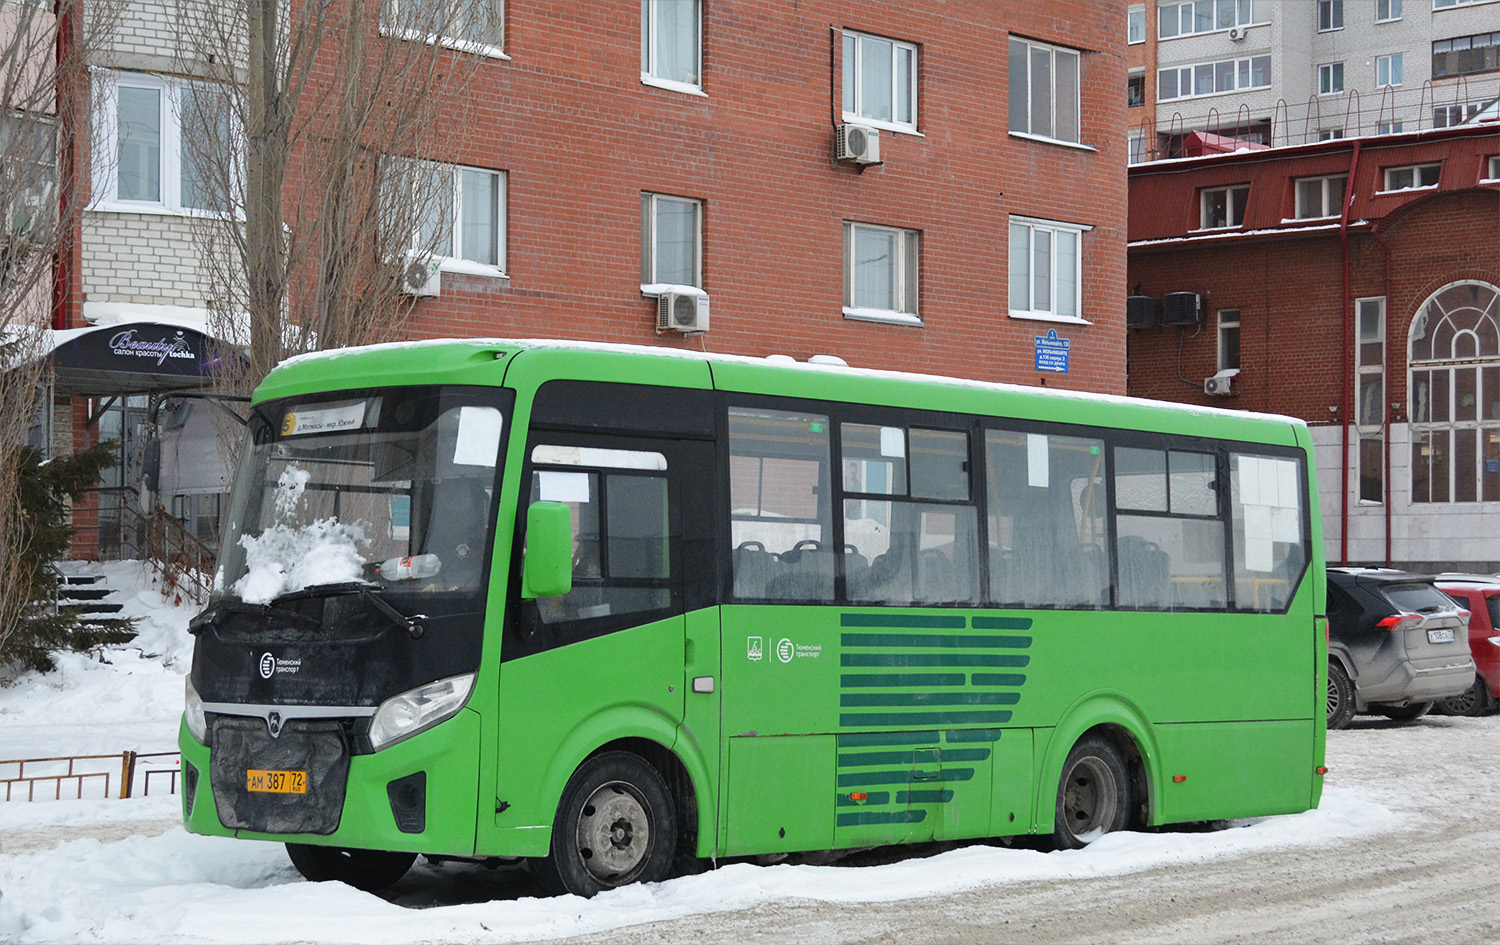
521,501,573,600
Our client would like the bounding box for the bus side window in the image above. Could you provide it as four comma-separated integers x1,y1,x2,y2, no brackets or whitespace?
985,429,1108,609
842,423,978,605
1230,452,1306,612
529,445,672,627
1114,447,1227,610
728,407,834,602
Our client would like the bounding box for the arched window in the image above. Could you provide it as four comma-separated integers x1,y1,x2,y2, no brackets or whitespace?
1409,281,1500,503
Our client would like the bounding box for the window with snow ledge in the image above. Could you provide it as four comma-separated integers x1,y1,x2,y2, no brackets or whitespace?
641,193,702,291
397,160,506,274
843,221,920,325
1381,162,1440,193
641,0,701,93
380,0,507,59
841,29,918,134
1009,216,1090,323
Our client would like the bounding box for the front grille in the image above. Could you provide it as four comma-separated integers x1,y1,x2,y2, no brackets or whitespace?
209,716,350,836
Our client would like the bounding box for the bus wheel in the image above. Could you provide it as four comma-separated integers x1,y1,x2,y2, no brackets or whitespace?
534,751,677,898
1051,734,1130,850
1327,661,1355,730
284,843,416,892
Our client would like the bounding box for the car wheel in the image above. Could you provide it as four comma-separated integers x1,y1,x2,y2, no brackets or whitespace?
1326,661,1355,730
284,844,416,892
1051,734,1131,850
531,751,677,898
1437,675,1491,717
1374,702,1432,722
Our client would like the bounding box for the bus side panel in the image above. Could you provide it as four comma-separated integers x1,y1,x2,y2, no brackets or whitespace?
681,607,722,858
722,734,835,855
978,726,1034,838
485,618,686,855
1151,720,1315,823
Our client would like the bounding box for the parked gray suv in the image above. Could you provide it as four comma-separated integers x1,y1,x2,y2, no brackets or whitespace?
1326,568,1477,729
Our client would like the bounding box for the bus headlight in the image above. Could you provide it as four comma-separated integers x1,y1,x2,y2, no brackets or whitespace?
368,673,475,752
184,675,208,743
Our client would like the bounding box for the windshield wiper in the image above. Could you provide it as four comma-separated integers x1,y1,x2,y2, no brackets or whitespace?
189,597,321,635
272,582,429,640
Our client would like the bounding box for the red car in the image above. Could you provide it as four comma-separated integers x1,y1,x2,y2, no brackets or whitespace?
1434,575,1500,715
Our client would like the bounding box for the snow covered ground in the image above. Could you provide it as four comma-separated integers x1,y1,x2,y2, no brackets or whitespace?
0,562,1486,944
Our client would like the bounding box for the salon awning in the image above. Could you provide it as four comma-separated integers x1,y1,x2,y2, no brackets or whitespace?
44,321,233,396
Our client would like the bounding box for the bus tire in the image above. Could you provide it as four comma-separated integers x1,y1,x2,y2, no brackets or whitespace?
1051,734,1130,850
284,843,416,892
1327,661,1355,730
533,751,677,898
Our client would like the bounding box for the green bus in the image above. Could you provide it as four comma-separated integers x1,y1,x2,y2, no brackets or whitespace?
180,339,1327,897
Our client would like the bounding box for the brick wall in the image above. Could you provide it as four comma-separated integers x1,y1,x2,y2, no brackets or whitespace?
388,1,1128,393
81,213,215,308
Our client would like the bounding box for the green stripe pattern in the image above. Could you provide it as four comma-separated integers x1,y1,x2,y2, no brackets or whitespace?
834,613,1033,827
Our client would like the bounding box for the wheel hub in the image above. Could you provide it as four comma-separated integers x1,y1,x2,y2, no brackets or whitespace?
1062,756,1119,839
576,782,652,885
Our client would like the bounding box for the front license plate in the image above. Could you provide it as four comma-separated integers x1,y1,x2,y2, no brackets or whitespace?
247,769,307,794
1428,628,1456,644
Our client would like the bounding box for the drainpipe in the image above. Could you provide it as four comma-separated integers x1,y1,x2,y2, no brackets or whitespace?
1339,140,1362,567
51,0,75,331
1372,227,1395,567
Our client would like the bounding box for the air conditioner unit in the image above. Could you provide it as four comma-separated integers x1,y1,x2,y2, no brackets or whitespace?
1227,26,1246,41
657,289,710,334
835,124,882,165
1126,295,1158,329
1162,291,1203,326
400,256,441,297
1205,368,1239,396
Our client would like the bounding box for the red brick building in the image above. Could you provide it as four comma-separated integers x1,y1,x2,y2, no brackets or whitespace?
1126,123,1500,570
397,1,1129,393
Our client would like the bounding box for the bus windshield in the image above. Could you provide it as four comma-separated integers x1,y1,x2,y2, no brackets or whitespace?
213,386,508,606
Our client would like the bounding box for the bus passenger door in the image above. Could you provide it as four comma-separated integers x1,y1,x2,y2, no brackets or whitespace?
492,432,713,850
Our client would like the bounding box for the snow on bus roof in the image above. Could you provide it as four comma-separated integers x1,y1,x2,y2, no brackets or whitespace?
276,337,1307,430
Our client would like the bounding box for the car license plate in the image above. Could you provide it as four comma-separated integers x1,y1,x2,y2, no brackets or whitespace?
1428,628,1455,644
247,769,307,794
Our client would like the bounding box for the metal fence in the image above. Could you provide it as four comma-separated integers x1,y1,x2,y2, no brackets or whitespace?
0,751,181,802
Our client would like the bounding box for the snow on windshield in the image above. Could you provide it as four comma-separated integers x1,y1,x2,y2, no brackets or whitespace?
231,464,369,604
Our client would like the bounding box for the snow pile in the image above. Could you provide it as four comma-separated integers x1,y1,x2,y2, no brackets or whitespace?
231,465,368,604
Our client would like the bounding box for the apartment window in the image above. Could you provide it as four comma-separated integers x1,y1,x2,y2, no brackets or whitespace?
1200,185,1250,229
844,222,919,322
1157,55,1270,102
842,30,917,132
1487,155,1500,180
1433,33,1500,79
1128,4,1146,43
1356,298,1385,503
1317,0,1343,31
1319,128,1345,140
411,163,504,269
1376,53,1403,86
1009,216,1088,321
0,114,56,242
1158,0,1262,38
641,0,701,92
1218,309,1241,372
1128,130,1148,165
1377,120,1404,134
1128,72,1145,107
1434,102,1484,127
1376,0,1401,21
1410,282,1500,503
1294,174,1347,219
641,193,702,288
1383,163,1440,191
1318,62,1345,95
380,0,504,54
1436,0,1494,7
1008,37,1081,144
97,71,236,214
